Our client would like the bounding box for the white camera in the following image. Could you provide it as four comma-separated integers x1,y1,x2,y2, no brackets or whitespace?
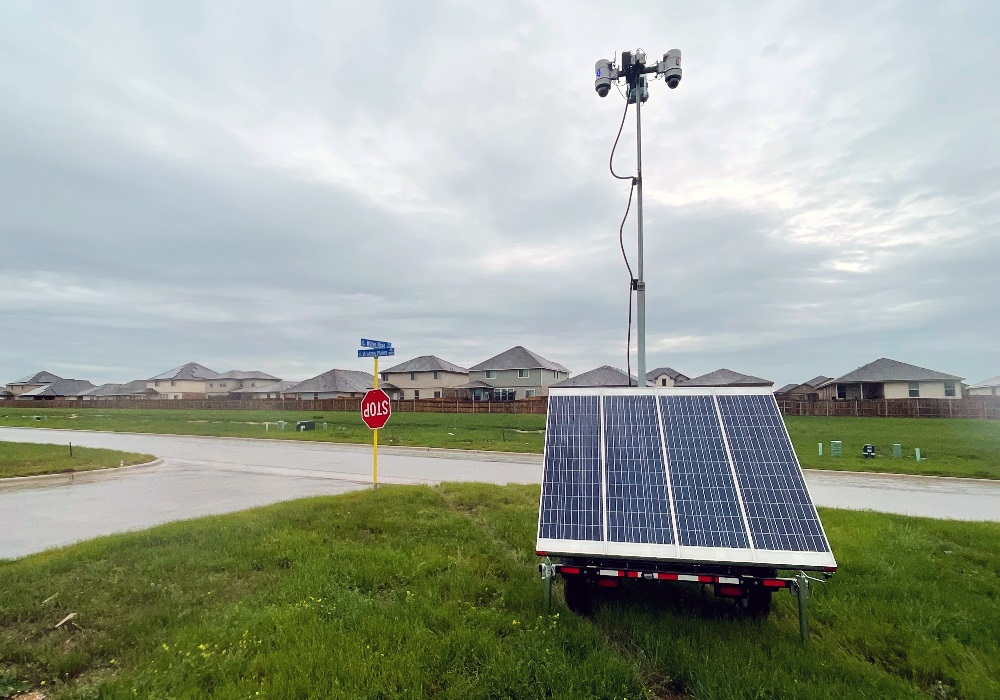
595,58,616,97
658,49,682,89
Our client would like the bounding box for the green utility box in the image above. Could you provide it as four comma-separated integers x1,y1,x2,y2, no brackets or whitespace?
893,443,902,458
830,440,843,457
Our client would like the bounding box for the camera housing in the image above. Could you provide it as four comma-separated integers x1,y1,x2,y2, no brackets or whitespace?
658,49,682,89
594,58,615,97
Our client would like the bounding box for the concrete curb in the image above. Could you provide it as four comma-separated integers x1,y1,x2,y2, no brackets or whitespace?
0,458,163,492
2,427,544,463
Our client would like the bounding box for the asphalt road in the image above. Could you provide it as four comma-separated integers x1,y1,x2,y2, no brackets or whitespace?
2,427,999,559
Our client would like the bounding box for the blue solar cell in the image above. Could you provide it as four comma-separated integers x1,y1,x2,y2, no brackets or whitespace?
717,394,830,552
604,395,674,545
538,395,603,541
659,395,750,549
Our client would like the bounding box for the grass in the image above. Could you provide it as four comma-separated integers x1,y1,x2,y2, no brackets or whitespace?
2,408,999,479
786,416,1000,480
1,484,998,699
0,441,153,479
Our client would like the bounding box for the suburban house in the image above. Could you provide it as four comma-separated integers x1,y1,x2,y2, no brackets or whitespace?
646,367,689,388
146,363,280,398
816,358,964,400
16,378,95,399
552,365,637,388
775,376,832,402
282,369,373,399
379,355,469,400
74,380,156,400
230,380,298,399
680,369,774,388
461,346,570,400
215,370,281,392
5,371,63,397
968,376,1000,397
147,362,222,399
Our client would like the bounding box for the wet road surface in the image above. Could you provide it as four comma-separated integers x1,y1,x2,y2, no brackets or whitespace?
2,427,999,559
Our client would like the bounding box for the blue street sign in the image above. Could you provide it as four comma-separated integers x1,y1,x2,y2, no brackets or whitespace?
360,338,393,350
358,348,395,358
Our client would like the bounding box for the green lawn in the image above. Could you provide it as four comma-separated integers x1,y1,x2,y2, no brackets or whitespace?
0,441,153,479
1,485,998,699
2,408,999,479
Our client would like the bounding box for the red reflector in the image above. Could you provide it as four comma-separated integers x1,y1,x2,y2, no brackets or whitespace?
823,566,838,572
597,579,618,588
626,571,641,578
656,573,678,581
697,575,713,583
717,585,743,597
561,567,580,575
763,579,786,588
536,551,547,557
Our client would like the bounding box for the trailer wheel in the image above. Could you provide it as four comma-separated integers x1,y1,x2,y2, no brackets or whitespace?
739,586,773,617
563,575,593,616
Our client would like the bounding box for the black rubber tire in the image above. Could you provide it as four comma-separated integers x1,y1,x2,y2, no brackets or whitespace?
740,586,773,617
563,576,593,616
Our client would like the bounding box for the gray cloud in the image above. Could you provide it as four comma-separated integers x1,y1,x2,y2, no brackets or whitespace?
1,0,998,388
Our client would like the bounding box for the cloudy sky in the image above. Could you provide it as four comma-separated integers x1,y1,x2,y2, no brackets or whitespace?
1,1,997,387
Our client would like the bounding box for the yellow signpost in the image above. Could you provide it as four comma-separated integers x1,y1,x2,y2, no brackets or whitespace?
359,339,394,490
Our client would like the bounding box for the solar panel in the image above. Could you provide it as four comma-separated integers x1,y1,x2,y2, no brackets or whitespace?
538,395,603,546
603,395,674,546
536,387,836,569
716,394,831,554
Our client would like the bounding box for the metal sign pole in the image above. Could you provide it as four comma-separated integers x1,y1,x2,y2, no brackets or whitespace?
373,355,379,490
635,92,646,386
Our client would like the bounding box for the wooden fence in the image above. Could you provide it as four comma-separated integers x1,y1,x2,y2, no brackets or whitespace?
0,397,548,415
776,397,1000,420
2,396,998,419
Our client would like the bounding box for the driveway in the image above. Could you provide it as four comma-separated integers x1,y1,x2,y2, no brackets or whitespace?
2,427,999,559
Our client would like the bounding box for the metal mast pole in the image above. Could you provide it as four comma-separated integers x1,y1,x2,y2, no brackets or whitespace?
634,89,646,387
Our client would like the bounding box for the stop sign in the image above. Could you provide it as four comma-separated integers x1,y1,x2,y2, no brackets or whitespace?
360,388,392,429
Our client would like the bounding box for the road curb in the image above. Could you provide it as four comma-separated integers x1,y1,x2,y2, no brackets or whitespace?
1,427,544,463
802,467,1000,484
0,458,163,492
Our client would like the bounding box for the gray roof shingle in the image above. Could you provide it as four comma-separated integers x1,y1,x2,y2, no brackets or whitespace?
284,369,374,395
232,380,298,395
77,380,156,398
468,346,569,373
149,362,221,381
11,371,62,385
680,368,774,387
382,355,468,374
645,367,688,381
775,383,798,394
552,365,637,388
832,358,963,383
18,379,96,398
218,370,281,381
970,375,1000,389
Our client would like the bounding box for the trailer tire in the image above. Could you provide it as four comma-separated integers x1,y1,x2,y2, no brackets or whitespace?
740,586,773,617
563,576,593,616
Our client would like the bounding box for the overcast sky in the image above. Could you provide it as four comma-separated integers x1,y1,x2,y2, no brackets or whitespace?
1,1,997,387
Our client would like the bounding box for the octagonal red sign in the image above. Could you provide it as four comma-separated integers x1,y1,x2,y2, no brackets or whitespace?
360,388,392,429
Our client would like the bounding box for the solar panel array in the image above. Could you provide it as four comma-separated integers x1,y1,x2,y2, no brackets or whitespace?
536,388,836,569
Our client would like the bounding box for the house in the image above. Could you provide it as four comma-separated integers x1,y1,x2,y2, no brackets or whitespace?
5,371,62,397
816,358,963,400
379,355,468,400
775,375,832,402
16,378,95,399
147,362,222,399
462,346,570,400
74,380,156,400
282,369,374,399
215,370,282,393
680,368,774,388
646,367,689,388
552,365,638,388
968,376,1000,397
230,380,298,399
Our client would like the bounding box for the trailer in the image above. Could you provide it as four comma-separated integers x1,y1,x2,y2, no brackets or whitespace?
535,387,837,640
